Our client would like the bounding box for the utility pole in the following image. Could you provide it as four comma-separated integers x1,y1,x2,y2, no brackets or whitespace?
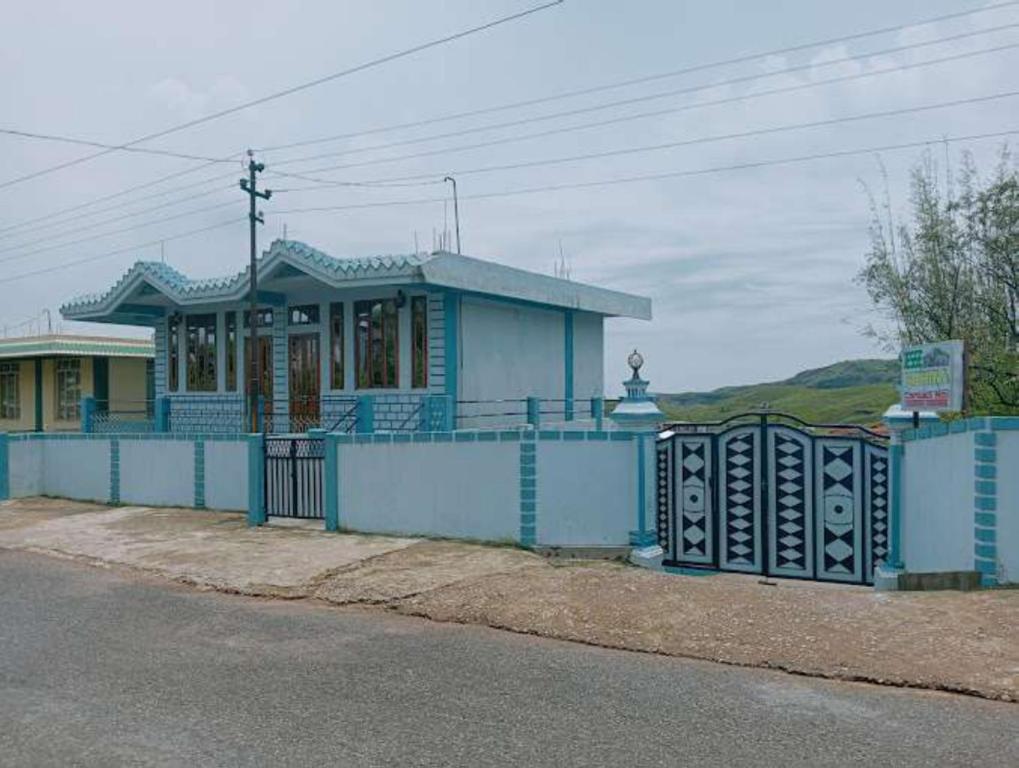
239,149,272,432
443,175,461,255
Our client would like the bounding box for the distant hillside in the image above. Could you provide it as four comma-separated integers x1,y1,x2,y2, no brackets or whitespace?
657,359,899,426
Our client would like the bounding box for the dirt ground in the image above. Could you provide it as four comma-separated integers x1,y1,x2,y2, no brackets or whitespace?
2,497,1017,702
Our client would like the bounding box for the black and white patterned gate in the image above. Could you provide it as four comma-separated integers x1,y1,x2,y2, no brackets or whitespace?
656,413,889,584
264,436,325,519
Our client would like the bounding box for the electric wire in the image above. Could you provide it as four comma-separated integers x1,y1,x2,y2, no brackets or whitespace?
0,0,563,191
257,0,1019,153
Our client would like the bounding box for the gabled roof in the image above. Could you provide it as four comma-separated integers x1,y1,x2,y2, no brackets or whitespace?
0,334,153,360
60,239,651,323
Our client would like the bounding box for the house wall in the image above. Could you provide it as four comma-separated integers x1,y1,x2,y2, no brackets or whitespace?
459,297,569,426
572,311,604,401
330,429,641,547
108,358,149,411
897,418,1019,584
4,433,248,512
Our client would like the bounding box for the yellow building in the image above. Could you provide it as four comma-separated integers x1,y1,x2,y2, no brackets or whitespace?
0,334,153,432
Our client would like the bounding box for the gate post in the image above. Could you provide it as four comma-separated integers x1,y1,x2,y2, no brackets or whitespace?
608,351,664,569
80,396,96,434
591,397,604,431
246,433,266,527
0,433,9,501
154,395,170,433
324,432,339,532
526,397,541,429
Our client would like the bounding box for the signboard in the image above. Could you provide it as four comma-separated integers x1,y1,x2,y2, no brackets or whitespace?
901,340,965,412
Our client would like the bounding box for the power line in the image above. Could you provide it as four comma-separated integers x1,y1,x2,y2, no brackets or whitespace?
258,0,1019,153
0,184,236,255
276,37,1019,178
0,163,238,238
270,127,1019,216
1,2,1007,238
0,1,563,191
0,128,229,163
0,218,247,286
0,199,242,265
315,90,1019,186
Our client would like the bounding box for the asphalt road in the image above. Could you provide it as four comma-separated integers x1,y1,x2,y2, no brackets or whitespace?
1,551,1017,767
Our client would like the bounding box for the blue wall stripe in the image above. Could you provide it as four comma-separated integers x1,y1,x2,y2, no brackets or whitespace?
109,438,120,504
0,433,9,501
193,440,206,509
519,441,537,546
973,429,998,586
324,434,339,532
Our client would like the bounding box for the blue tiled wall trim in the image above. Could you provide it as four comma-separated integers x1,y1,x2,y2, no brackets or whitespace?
519,437,537,546
973,430,998,586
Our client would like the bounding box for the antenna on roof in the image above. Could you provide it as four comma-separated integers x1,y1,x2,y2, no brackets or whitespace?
414,231,419,254
160,240,165,264
554,239,571,281
283,222,288,241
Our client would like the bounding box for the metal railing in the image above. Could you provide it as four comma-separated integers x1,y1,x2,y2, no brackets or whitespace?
89,399,155,434
661,410,889,443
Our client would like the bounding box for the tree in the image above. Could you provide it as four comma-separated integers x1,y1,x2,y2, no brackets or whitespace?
858,148,1018,414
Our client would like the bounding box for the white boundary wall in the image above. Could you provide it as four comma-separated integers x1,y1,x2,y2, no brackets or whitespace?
333,430,644,547
901,430,974,573
5,434,248,512
898,418,1019,584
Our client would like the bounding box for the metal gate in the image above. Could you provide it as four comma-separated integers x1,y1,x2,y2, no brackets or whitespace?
656,413,889,584
264,436,325,519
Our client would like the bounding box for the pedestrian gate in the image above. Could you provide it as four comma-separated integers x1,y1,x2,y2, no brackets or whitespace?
656,413,889,584
264,436,325,519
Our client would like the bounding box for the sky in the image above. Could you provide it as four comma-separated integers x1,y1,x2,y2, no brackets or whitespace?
1,0,1018,393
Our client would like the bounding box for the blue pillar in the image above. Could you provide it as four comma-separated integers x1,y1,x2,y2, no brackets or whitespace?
563,310,574,421
591,397,604,431
324,433,339,532
887,443,904,570
80,396,96,434
154,395,170,433
247,433,265,527
628,433,656,547
421,394,453,432
526,397,541,429
0,433,9,501
356,395,375,434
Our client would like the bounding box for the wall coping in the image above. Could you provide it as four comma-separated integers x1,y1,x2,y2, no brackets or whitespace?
902,416,1019,442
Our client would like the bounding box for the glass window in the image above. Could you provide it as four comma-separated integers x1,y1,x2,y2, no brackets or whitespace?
330,302,344,389
168,315,180,392
55,359,81,421
243,308,274,328
289,304,320,325
226,312,237,391
186,313,217,392
411,296,428,389
0,362,19,419
354,298,398,389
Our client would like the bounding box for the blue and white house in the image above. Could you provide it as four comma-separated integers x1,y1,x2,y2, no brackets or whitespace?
60,240,651,434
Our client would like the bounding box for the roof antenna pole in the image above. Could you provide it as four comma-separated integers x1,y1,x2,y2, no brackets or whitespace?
443,176,461,255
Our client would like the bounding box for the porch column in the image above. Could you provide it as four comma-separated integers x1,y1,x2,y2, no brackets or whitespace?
0,433,9,501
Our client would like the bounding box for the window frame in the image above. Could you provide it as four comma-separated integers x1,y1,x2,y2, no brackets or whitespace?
0,362,20,420
185,313,218,393
167,315,180,392
411,295,428,389
288,304,320,326
354,298,399,389
55,358,81,422
330,302,344,390
225,312,237,392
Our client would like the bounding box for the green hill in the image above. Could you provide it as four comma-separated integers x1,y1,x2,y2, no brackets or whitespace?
657,359,899,426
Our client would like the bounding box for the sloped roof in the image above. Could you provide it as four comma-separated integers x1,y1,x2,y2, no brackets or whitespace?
61,239,651,322
0,334,153,360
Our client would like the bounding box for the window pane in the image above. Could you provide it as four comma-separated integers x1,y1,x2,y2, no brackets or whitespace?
243,308,273,328
289,304,320,326
411,296,428,389
55,359,81,421
186,313,217,392
354,298,398,389
0,362,20,419
226,312,237,391
330,303,344,389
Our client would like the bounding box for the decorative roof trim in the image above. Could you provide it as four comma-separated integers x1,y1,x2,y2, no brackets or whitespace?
0,334,154,360
61,239,650,322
